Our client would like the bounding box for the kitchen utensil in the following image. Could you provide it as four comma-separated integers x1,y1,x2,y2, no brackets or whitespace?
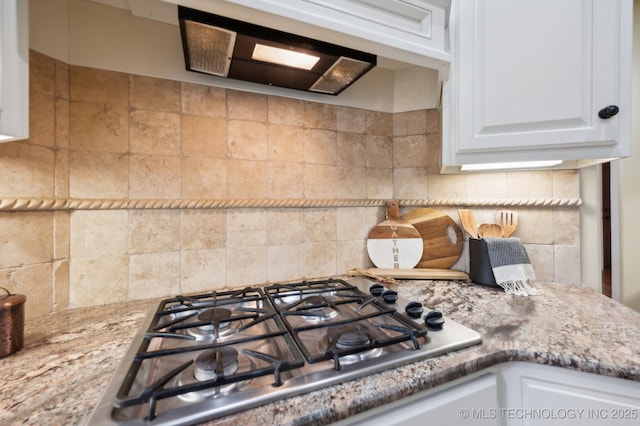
478,223,504,238
348,267,469,281
366,201,423,269
401,208,463,269
0,287,26,358
458,209,479,239
496,210,518,237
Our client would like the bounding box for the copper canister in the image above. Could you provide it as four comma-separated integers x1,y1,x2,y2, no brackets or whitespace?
0,287,26,358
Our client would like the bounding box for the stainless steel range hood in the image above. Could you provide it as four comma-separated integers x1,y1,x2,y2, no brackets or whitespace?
178,6,377,95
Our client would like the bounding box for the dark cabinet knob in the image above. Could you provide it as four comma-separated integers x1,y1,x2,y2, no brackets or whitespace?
598,105,619,119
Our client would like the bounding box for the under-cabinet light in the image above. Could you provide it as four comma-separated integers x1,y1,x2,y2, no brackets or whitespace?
252,44,320,70
459,160,563,171
0,134,14,142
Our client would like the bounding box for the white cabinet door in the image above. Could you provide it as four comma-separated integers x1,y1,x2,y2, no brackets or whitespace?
0,0,29,142
443,0,632,169
499,362,640,426
335,373,501,426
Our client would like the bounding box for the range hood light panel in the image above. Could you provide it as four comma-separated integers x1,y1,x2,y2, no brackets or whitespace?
252,44,320,70
459,160,563,171
178,6,376,95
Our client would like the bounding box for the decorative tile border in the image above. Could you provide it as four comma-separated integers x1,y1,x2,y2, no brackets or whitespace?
0,197,582,211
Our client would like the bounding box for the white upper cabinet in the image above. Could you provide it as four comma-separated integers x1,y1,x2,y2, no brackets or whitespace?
442,0,632,172
0,0,29,143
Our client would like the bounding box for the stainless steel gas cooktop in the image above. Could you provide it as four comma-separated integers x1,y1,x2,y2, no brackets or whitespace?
89,277,482,425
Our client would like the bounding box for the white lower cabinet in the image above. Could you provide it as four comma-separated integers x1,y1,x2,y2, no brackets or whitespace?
333,373,500,426
334,362,640,425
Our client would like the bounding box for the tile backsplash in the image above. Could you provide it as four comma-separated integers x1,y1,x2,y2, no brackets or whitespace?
0,51,581,319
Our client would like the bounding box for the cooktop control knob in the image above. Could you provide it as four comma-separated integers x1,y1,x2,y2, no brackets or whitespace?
381,290,398,304
405,301,424,318
369,283,384,297
424,310,445,329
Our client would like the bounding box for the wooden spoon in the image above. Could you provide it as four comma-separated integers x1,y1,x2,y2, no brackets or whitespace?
478,223,504,238
458,209,479,239
496,210,518,237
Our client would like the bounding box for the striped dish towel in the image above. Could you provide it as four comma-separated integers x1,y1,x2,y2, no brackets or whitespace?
484,237,539,296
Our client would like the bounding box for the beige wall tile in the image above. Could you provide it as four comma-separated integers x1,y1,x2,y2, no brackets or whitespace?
130,110,181,156
465,172,508,199
304,129,336,165
53,211,70,260
55,149,69,198
0,143,54,198
304,241,337,277
53,259,70,312
336,166,367,199
268,96,304,126
393,135,428,168
69,150,128,199
425,133,441,169
182,115,227,158
366,168,393,199
554,210,581,245
227,209,267,247
55,98,69,149
268,125,304,162
553,170,580,198
426,109,440,134
267,209,304,245
337,106,366,133
30,50,55,94
226,246,267,286
181,82,226,117
304,209,336,242
268,244,304,282
29,90,55,148
304,164,336,199
129,210,180,254
336,207,373,241
304,102,336,130
228,90,267,121
0,263,52,319
427,173,466,199
0,212,53,268
507,171,553,198
69,102,128,152
129,252,180,299
70,210,128,257
393,110,427,136
337,132,366,167
267,162,304,199
227,160,267,199
70,66,128,107
366,110,392,136
393,168,429,199
181,249,227,293
129,154,182,199
55,60,69,99
228,120,268,160
514,209,554,244
337,240,369,272
365,135,392,168
181,157,227,199
525,244,554,282
69,256,128,307
554,245,581,284
181,210,227,250
130,75,180,112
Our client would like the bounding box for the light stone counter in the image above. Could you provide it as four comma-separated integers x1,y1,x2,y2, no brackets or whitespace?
1,281,639,426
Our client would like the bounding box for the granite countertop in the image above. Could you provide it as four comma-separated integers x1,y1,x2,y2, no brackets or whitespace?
1,280,640,426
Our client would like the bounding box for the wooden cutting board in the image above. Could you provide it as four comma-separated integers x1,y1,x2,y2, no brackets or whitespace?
348,268,469,281
366,201,423,269
401,208,463,269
